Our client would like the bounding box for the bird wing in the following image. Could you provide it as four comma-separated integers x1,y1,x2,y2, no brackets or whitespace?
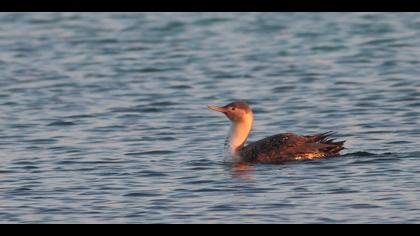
240,132,345,163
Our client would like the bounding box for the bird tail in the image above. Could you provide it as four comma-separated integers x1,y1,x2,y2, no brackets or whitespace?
321,140,346,155
308,131,346,156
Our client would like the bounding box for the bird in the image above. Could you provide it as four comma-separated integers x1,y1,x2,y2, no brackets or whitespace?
208,101,345,164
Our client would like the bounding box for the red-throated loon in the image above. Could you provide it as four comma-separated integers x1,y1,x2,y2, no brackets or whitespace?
208,101,345,163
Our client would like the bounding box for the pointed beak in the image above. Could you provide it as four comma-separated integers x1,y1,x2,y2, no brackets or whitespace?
208,105,228,113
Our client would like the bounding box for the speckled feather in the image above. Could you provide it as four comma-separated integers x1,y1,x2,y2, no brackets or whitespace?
239,132,345,163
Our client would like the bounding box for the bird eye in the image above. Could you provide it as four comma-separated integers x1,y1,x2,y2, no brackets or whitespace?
231,107,236,111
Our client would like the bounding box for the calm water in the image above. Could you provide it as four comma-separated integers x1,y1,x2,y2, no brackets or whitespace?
1,12,420,223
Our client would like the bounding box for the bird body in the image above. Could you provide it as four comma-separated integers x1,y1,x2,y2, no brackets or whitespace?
208,101,345,164
239,132,345,163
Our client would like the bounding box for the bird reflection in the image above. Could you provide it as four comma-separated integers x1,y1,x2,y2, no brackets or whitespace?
230,162,256,180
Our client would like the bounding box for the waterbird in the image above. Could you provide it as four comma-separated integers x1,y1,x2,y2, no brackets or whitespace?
208,101,345,163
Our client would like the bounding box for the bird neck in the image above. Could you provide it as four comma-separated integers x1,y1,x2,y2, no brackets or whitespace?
227,115,253,156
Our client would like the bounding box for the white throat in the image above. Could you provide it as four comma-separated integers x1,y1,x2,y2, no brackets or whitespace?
226,113,253,157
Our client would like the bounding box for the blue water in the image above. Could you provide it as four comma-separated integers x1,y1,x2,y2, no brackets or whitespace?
1,12,420,223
